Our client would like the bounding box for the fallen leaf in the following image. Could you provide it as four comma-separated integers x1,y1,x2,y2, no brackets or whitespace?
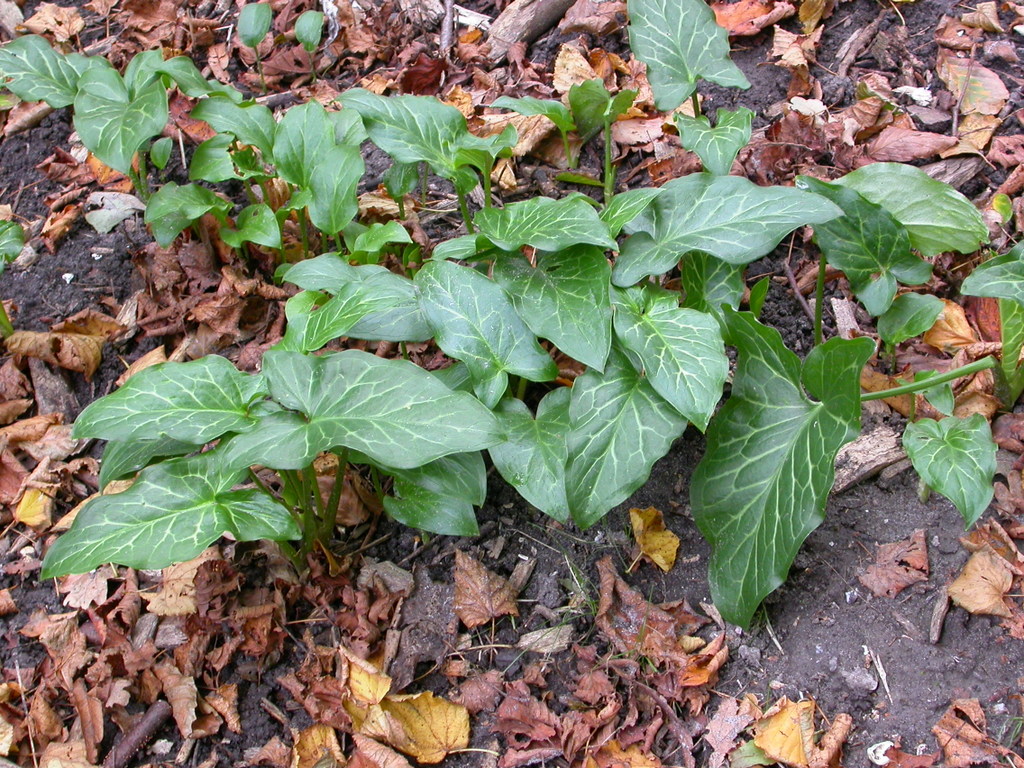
857,529,930,598
154,662,198,738
6,310,124,380
451,670,504,714
712,0,796,36
204,684,241,734
954,113,1000,153
797,0,830,32
377,692,470,764
961,2,1003,32
553,44,599,94
948,547,1014,617
630,506,680,572
932,699,1024,768
21,2,84,42
39,204,81,253
15,486,54,528
584,740,663,768
923,300,978,352
936,50,1009,116
867,127,958,161
705,696,760,768
142,548,221,616
559,0,627,35
754,698,816,768
883,744,938,767
453,550,518,629
61,568,112,610
516,624,575,654
960,520,1024,572
350,733,414,768
292,723,345,768
341,646,393,707
0,589,15,617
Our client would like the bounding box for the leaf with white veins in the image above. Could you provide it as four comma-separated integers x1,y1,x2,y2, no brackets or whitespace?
474,195,616,252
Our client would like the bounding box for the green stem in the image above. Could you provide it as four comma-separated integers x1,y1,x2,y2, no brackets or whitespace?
563,131,577,169
256,55,267,94
515,376,528,401
298,207,310,261
457,191,475,233
690,91,701,118
861,357,997,401
319,453,347,544
602,121,616,204
481,165,493,210
813,254,826,347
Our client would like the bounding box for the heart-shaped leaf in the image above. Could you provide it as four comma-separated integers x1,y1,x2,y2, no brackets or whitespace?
191,96,276,157
74,355,267,443
492,245,612,370
614,174,841,285
612,284,727,430
877,293,944,346
691,309,873,627
145,182,231,247
273,101,337,188
474,194,616,252
567,79,636,143
98,437,201,488
229,349,501,470
626,0,749,110
0,35,100,108
600,188,661,237
961,242,1024,305
73,67,168,174
190,134,239,182
566,345,688,528
384,452,485,536
833,163,987,257
674,107,753,175
680,251,745,317
489,389,571,521
220,203,281,250
796,176,931,316
904,414,996,527
307,144,364,237
416,260,558,407
41,451,298,577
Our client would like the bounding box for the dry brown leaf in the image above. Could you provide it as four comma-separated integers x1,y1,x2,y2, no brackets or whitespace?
705,696,760,768
936,50,1009,116
292,723,345,768
960,520,1024,572
142,548,220,616
0,589,15,617
69,679,103,764
754,698,817,767
553,45,599,94
857,529,929,598
15,486,54,528
453,550,518,629
351,733,415,768
867,127,958,161
154,662,198,738
559,0,627,35
341,646,393,707
961,1,1003,32
6,308,124,380
948,547,1014,617
38,740,97,768
60,567,112,610
376,692,470,764
21,2,84,42
988,135,1024,168
584,740,663,768
932,699,1024,768
797,0,831,32
955,113,1000,153
923,299,978,352
205,684,241,734
115,345,167,386
39,203,81,253
629,506,680,572
712,0,796,36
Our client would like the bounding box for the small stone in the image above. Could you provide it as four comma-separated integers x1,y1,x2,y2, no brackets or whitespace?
737,645,761,666
841,666,878,693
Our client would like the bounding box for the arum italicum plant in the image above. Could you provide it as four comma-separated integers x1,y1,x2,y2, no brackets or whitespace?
0,0,1005,626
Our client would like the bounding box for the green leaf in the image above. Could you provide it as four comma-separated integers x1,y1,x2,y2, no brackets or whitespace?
273,101,337,188
904,414,996,526
190,134,239,182
0,220,24,272
41,451,298,577
691,310,874,627
492,96,575,134
674,107,753,175
474,194,616,252
997,298,1024,406
295,10,325,51
74,355,267,444
877,293,944,346
340,89,473,182
626,0,749,110
492,245,612,370
834,163,987,257
566,345,688,528
191,96,276,157
383,161,419,203
353,220,412,255
98,437,201,488
384,452,485,536
230,350,502,470
0,35,99,108
489,389,571,521
913,371,955,417
238,2,273,48
299,282,409,351
614,174,841,285
679,251,744,316
567,79,619,143
612,284,727,430
144,182,231,247
600,188,661,238
961,243,1024,305
796,176,931,316
73,67,168,175
416,260,558,407
220,203,282,250
749,276,770,319
307,144,364,237
150,136,173,170
330,108,367,146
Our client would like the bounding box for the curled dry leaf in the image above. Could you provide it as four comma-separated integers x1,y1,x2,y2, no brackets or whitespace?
583,740,662,768
932,699,1024,768
453,549,518,629
936,50,1009,116
629,506,680,572
559,0,628,35
858,529,930,598
867,127,957,162
712,0,796,36
705,696,761,768
754,697,817,767
923,300,978,353
948,547,1014,617
142,547,221,617
21,2,84,42
351,733,415,768
153,661,198,738
292,723,345,768
961,1,1003,33
553,44,600,94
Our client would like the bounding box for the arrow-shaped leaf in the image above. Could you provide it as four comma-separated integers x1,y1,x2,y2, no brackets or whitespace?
41,451,299,577
73,355,267,444
489,389,571,521
797,176,931,316
614,174,841,285
904,414,996,527
219,203,281,250
0,35,100,108
273,100,337,188
308,144,364,237
566,345,688,528
612,284,727,430
680,251,745,316
492,245,612,370
384,452,486,536
691,309,874,627
626,0,749,110
191,96,276,157
145,182,231,247
474,195,616,252
674,107,753,176
961,242,1024,305
416,260,558,407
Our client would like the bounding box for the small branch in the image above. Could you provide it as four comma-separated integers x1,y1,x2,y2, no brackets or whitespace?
102,701,172,768
861,357,997,402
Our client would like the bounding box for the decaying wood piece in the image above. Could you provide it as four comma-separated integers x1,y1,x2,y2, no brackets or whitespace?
833,424,907,494
487,0,577,63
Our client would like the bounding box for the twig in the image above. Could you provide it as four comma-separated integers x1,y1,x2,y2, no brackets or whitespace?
439,0,455,56
783,235,815,323
102,700,172,768
951,43,977,136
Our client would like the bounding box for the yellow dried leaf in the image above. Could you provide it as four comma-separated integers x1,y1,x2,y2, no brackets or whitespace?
6,328,106,379
142,548,220,616
957,113,1001,152
629,507,679,572
379,692,470,764
585,740,663,768
22,2,85,42
948,548,1013,618
115,345,167,386
753,697,816,768
0,710,13,756
553,44,599,94
351,734,414,768
923,299,977,352
341,646,392,706
936,51,1009,116
961,2,1003,32
291,724,344,768
16,486,54,528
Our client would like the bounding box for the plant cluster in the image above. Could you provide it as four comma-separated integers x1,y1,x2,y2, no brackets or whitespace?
0,0,1012,626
